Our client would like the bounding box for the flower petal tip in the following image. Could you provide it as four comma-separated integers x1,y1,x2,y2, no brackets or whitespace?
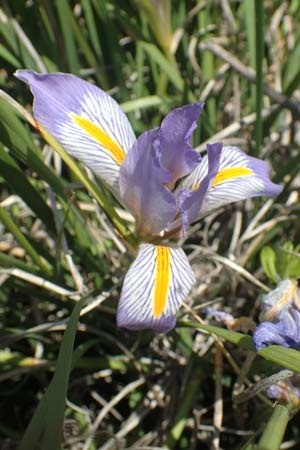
117,311,176,334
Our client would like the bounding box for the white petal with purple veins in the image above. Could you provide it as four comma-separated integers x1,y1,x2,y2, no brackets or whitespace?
15,70,136,193
117,243,195,332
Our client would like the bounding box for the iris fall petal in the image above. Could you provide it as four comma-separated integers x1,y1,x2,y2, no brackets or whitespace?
117,243,195,332
15,70,136,192
179,145,282,221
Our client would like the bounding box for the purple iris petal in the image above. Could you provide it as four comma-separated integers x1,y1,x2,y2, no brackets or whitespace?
245,155,283,197
15,70,136,192
155,103,203,187
177,142,223,233
119,130,177,237
117,243,195,333
205,307,235,325
253,305,300,350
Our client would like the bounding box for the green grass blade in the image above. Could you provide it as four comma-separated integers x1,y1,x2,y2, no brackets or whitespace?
258,404,289,450
180,321,300,371
0,145,56,234
254,0,265,154
121,95,164,112
0,42,21,68
166,368,204,449
54,0,80,74
242,0,256,111
139,41,184,92
18,292,88,450
0,205,52,275
0,251,37,272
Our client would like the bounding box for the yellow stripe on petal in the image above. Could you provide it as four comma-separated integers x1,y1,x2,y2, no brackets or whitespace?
153,246,171,318
70,113,125,165
212,167,253,186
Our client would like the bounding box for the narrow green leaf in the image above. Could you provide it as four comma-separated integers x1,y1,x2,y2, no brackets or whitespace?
283,42,300,93
0,205,52,276
260,246,277,282
0,42,21,67
54,0,80,74
258,404,289,450
254,0,265,154
121,95,164,112
139,41,184,91
180,321,300,371
81,0,102,57
242,0,256,111
0,145,56,234
0,251,37,272
166,367,204,449
18,293,88,450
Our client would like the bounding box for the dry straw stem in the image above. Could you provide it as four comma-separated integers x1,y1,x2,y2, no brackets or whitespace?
83,377,146,450
198,40,300,117
98,406,150,450
195,105,279,152
212,343,223,450
188,245,271,292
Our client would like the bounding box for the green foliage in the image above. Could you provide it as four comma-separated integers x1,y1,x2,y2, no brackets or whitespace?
0,1,299,449
261,242,300,282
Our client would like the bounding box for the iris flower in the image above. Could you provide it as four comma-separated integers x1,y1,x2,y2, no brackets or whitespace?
254,305,300,350
16,70,282,333
254,280,300,350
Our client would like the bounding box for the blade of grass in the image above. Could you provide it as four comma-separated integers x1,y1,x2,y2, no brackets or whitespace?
180,321,300,371
121,95,164,112
139,41,184,92
242,0,256,112
258,404,289,450
0,205,52,276
0,145,56,234
18,291,89,450
0,251,37,273
166,367,205,449
254,0,264,155
54,0,80,74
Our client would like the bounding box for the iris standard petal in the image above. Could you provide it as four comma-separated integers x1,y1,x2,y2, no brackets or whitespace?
119,129,177,237
180,145,282,219
176,142,222,232
117,243,195,332
155,103,203,187
15,70,136,192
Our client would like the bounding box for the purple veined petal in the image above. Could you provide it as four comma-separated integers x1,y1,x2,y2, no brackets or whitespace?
175,142,222,233
281,307,300,343
253,305,300,350
205,307,235,326
117,243,195,333
179,145,282,219
15,70,136,193
253,321,291,350
119,129,177,237
155,103,204,188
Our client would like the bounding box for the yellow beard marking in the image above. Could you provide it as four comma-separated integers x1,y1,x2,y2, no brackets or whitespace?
70,113,125,165
212,167,253,186
192,167,253,191
153,246,171,318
